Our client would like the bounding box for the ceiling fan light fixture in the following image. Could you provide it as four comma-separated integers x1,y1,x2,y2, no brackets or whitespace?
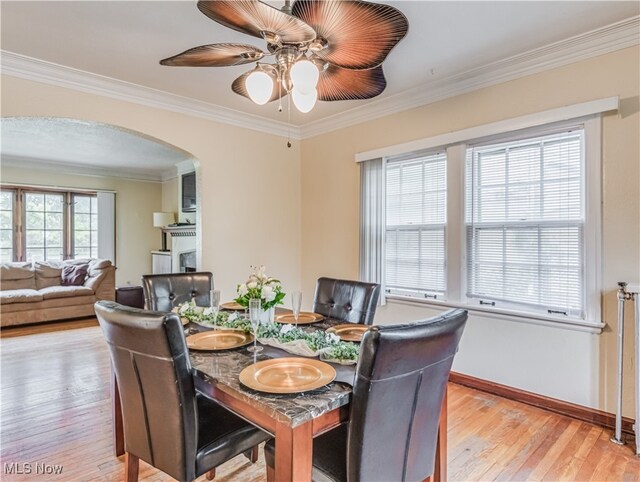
245,69,273,105
292,87,318,113
290,59,319,95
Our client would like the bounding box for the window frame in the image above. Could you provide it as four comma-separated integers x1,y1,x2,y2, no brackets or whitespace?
0,185,99,263
384,150,448,300
376,115,603,329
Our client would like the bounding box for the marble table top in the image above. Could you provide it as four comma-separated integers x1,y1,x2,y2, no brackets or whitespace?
188,315,357,429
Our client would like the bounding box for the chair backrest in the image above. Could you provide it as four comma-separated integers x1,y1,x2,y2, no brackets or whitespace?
312,277,380,325
347,308,468,482
142,272,213,312
95,301,198,482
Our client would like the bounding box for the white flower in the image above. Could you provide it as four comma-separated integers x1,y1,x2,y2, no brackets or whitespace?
247,281,257,289
327,333,341,344
248,274,259,283
280,324,295,334
228,312,238,322
261,285,276,302
238,283,248,296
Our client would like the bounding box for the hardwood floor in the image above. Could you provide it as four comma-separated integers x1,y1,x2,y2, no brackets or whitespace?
1,322,638,482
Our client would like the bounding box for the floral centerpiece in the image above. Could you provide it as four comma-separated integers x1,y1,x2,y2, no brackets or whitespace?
257,322,360,364
234,265,285,323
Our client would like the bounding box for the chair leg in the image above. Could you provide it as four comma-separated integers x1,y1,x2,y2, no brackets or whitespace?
125,453,139,482
205,469,216,480
245,445,259,463
249,445,258,464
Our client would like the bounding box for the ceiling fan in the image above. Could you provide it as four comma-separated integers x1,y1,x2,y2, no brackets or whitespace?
160,0,408,114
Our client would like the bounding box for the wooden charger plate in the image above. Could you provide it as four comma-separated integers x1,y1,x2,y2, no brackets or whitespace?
220,301,244,311
326,324,368,342
239,357,336,394
186,330,253,351
275,312,324,325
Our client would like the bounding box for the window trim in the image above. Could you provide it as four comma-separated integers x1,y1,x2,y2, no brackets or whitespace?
365,113,605,331
0,185,98,262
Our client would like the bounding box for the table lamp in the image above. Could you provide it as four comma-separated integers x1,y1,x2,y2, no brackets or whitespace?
153,212,176,252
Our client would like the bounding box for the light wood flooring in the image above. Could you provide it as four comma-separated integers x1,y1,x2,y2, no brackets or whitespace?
1,321,638,482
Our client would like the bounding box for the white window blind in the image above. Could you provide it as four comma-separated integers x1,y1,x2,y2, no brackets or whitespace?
465,128,585,318
385,151,446,298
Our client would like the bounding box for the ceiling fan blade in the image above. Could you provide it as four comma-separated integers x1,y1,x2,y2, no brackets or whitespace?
160,43,265,67
232,65,287,104
292,0,408,70
198,0,316,44
318,64,386,101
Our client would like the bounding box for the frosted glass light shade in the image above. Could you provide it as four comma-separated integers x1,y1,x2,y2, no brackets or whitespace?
292,88,318,113
290,60,319,95
245,70,273,105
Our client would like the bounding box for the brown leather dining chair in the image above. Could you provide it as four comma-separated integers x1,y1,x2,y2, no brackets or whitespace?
95,301,271,482
264,308,468,482
313,277,381,325
142,272,213,311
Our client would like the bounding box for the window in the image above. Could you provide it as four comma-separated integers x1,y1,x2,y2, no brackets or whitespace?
0,190,14,262
0,187,99,262
385,152,446,298
24,192,65,261
466,129,585,318
360,113,602,326
73,194,99,258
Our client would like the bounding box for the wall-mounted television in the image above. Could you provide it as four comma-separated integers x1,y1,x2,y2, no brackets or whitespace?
182,171,196,213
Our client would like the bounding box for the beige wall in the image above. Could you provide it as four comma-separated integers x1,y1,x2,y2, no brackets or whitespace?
0,167,162,285
161,176,178,214
1,75,302,305
1,45,637,417
300,46,640,416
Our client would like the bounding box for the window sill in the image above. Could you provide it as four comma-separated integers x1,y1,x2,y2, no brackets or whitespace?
384,295,605,334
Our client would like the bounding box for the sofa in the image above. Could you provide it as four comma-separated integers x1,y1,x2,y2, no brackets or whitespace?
0,259,116,327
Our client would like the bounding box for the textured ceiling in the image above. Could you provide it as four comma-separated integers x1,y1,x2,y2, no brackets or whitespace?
0,117,193,178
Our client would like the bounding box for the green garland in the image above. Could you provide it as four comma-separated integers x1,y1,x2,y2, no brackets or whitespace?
175,302,359,362
257,322,359,362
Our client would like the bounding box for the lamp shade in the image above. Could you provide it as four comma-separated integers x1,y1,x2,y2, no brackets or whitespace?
245,70,273,105
292,87,318,113
290,59,319,95
153,212,175,228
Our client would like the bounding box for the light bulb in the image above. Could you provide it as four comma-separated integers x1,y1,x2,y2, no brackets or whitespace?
290,60,319,95
245,70,273,105
292,87,317,113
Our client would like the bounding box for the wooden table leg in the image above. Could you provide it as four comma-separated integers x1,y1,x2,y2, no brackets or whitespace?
274,420,313,482
433,386,448,482
112,369,125,457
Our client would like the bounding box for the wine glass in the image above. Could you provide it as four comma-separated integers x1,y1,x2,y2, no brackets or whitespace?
291,291,302,326
209,290,220,329
247,298,263,353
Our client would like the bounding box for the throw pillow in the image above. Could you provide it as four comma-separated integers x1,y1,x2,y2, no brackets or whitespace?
61,264,89,286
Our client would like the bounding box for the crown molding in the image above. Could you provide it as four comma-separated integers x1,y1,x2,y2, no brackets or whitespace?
1,16,637,141
300,15,640,139
0,51,301,140
1,154,166,183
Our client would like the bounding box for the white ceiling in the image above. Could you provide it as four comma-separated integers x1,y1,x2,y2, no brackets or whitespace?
1,1,638,127
0,1,637,178
0,118,193,180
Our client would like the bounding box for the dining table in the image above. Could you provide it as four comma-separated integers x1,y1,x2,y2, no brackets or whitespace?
110,309,448,482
